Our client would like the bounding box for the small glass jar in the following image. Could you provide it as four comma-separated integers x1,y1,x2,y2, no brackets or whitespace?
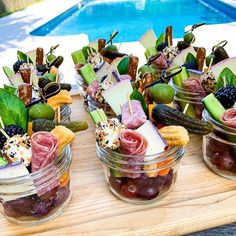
97,144,185,204
87,96,116,118
0,146,72,225
172,83,205,119
202,110,236,179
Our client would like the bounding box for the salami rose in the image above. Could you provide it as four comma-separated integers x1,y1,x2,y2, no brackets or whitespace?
31,132,59,172
120,129,148,156
86,79,99,98
121,100,146,129
153,53,168,69
183,77,205,95
221,108,236,128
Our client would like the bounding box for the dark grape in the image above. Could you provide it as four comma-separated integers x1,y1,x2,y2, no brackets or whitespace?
157,42,168,52
109,176,123,192
212,152,234,170
164,169,174,187
137,186,159,200
53,186,70,207
120,181,137,198
33,200,53,217
13,60,26,73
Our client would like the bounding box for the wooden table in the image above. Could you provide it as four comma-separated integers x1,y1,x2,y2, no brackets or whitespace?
1,95,236,235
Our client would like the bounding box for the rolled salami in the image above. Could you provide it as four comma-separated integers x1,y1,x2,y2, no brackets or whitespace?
128,55,139,80
120,129,148,156
121,100,146,129
18,83,32,105
36,47,44,65
98,39,106,52
31,131,58,172
221,108,236,128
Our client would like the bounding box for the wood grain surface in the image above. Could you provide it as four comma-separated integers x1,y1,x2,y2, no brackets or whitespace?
0,95,236,236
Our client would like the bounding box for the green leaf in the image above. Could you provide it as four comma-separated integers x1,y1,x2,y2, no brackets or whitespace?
81,46,96,60
130,88,148,115
216,67,236,90
0,89,28,132
117,56,129,75
3,84,17,94
186,53,197,64
17,50,33,64
155,33,165,48
2,66,14,78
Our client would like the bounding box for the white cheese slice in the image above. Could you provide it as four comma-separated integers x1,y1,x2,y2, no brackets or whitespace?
136,120,166,161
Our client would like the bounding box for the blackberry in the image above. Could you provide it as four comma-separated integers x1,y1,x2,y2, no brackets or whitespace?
117,115,122,122
177,41,189,51
182,61,198,70
215,86,236,109
13,60,26,73
157,42,168,52
0,124,24,149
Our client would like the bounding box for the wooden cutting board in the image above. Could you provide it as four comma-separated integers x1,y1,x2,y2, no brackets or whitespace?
1,95,236,236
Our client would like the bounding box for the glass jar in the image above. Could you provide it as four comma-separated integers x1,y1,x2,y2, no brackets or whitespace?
172,82,205,119
202,110,236,179
87,96,116,118
97,144,185,204
0,146,72,225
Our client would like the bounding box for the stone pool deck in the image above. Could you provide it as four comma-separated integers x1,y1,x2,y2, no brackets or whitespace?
1,0,236,86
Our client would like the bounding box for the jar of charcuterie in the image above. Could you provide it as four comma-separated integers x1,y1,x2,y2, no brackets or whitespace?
97,143,184,204
202,109,236,179
0,144,72,225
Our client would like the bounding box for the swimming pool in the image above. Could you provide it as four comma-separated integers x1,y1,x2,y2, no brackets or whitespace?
31,0,236,42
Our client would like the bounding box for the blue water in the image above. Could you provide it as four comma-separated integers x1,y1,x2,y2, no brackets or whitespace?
33,0,235,42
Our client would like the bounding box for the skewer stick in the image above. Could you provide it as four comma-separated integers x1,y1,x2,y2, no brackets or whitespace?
208,57,213,71
127,94,133,115
0,116,5,129
223,76,227,87
97,109,105,122
0,128,10,140
57,107,61,122
118,43,122,51
183,103,190,114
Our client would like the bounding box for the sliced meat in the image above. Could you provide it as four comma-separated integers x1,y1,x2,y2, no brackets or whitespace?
86,79,99,98
31,131,59,172
121,100,146,129
221,108,236,128
120,129,148,156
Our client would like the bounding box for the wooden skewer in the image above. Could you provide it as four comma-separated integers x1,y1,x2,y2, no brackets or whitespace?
57,107,61,122
127,94,133,115
183,103,190,114
0,128,10,140
97,109,105,122
223,76,227,87
167,36,171,48
118,43,122,51
0,116,5,129
208,57,213,71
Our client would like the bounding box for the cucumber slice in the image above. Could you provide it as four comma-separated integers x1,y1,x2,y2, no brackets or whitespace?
89,109,107,124
2,66,14,78
80,63,97,85
202,93,225,122
71,49,86,65
172,66,189,87
144,47,158,60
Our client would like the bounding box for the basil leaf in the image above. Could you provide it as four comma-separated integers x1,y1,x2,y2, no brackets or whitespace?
156,33,165,48
17,50,33,63
216,67,236,90
130,88,148,115
186,53,197,64
0,89,28,132
4,84,17,94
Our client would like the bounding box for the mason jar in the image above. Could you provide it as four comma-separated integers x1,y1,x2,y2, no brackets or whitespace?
54,105,72,122
75,74,88,101
0,146,72,225
97,144,185,204
202,109,236,179
172,82,205,119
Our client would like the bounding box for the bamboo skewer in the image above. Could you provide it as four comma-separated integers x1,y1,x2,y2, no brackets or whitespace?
127,94,133,115
183,103,190,114
0,116,5,129
0,128,10,140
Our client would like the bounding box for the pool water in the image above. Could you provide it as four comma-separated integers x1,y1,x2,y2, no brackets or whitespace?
31,0,236,42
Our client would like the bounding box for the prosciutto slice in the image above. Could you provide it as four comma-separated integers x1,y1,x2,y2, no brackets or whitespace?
221,108,236,128
121,100,147,129
120,129,148,156
31,132,59,172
